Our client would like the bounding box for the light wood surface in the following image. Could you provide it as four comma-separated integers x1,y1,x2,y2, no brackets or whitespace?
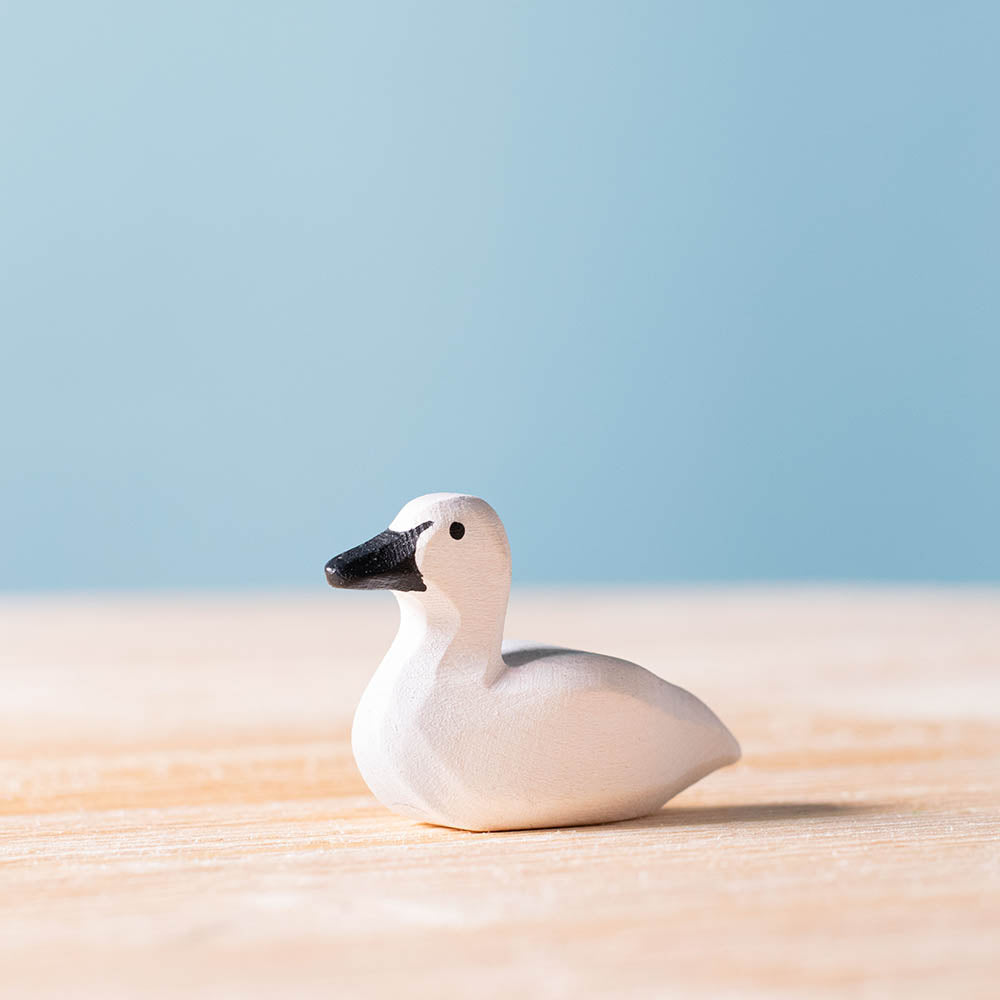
2,588,998,998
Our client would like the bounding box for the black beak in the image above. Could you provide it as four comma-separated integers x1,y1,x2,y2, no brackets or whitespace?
325,520,432,592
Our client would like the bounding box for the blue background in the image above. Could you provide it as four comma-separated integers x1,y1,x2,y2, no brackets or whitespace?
2,2,997,590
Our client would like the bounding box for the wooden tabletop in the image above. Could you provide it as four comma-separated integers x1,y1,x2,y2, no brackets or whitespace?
2,588,998,998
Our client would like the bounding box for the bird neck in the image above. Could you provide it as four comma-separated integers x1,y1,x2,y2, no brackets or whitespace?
392,587,508,681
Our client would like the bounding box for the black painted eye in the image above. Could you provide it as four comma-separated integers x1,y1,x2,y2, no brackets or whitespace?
449,521,465,540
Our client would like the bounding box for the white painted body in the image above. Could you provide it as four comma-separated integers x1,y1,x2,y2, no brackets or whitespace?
341,494,740,832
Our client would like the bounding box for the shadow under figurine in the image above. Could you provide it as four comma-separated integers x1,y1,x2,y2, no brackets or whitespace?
325,493,740,832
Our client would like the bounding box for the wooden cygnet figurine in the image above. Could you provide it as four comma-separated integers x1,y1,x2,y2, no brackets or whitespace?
325,493,740,832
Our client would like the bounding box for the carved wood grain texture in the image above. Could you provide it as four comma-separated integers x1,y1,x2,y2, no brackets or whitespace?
1,589,998,998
